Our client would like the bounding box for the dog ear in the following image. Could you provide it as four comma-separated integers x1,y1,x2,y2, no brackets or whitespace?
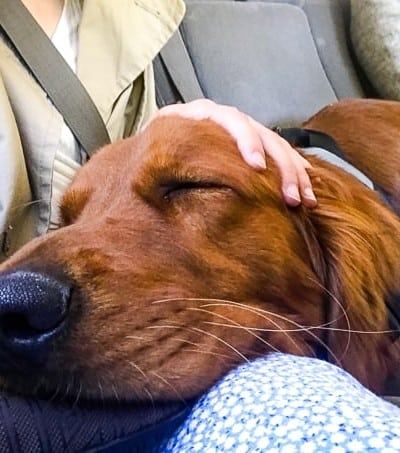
292,165,400,392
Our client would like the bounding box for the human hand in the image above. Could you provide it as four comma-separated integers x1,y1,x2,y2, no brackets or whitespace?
153,99,317,207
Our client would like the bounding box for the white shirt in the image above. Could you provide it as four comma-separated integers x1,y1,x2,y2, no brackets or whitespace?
49,0,83,229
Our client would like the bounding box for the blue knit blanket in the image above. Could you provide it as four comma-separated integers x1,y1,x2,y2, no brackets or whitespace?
161,353,400,452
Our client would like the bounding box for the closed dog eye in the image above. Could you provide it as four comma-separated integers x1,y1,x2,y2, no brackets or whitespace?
162,181,233,203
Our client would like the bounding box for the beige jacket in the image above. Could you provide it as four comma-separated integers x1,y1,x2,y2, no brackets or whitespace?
0,0,185,261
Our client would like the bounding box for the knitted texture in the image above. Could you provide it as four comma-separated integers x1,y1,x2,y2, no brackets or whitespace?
162,353,400,452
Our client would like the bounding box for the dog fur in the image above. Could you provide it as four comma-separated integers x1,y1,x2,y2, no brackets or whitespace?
0,98,400,403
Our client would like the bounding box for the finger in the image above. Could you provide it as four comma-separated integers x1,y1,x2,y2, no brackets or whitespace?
208,106,267,169
249,119,303,205
141,102,201,130
157,99,214,120
290,152,317,207
250,118,318,206
158,101,268,169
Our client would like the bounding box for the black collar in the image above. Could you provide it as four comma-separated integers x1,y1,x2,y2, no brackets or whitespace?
272,127,346,158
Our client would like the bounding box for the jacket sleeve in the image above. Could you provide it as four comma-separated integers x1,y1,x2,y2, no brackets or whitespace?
0,77,35,262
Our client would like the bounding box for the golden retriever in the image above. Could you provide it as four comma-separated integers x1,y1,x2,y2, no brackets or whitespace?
0,98,399,404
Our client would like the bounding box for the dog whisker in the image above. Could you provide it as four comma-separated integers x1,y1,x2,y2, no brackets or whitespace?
152,296,358,332
49,384,61,403
133,296,393,365
188,307,284,355
146,324,181,330
140,295,392,364
147,323,250,363
204,323,397,335
97,379,105,407
315,327,397,335
125,335,147,341
149,371,186,404
111,383,121,403
169,337,199,347
10,198,45,213
60,374,74,403
151,296,340,360
188,326,250,363
308,277,352,363
160,374,183,380
199,301,339,364
200,298,397,335
150,299,317,357
151,296,316,355
170,337,233,359
72,380,83,409
128,361,149,381
151,297,241,305
185,348,237,360
143,386,156,409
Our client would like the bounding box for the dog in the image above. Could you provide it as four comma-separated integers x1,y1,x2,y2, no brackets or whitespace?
0,98,399,405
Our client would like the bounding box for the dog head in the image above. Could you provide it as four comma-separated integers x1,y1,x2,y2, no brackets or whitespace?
0,116,399,403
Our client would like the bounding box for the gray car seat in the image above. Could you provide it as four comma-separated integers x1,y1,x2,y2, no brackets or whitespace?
154,0,367,127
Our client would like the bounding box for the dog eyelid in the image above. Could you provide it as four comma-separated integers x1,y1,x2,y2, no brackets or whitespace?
162,181,231,202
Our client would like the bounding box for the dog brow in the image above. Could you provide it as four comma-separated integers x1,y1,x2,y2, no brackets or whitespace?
60,187,92,226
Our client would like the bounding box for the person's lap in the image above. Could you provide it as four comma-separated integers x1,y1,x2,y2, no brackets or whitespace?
160,353,400,452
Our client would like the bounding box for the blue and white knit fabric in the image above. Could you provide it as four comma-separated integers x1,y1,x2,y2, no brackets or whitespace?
161,353,400,452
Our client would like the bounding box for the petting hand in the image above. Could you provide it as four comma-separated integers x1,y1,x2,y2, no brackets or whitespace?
154,99,317,207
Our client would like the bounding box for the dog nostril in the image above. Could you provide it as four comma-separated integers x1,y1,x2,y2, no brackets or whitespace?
0,270,71,366
1,313,57,344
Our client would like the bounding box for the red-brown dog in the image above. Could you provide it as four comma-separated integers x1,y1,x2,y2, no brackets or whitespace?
0,99,399,404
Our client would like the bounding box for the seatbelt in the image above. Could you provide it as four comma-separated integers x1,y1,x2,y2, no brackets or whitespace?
155,1,251,105
156,28,204,105
0,0,111,157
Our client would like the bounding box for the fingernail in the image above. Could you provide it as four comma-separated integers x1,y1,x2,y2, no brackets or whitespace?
285,184,301,202
249,152,267,169
304,187,316,201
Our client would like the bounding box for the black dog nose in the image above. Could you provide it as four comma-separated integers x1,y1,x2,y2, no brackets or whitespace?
0,271,70,369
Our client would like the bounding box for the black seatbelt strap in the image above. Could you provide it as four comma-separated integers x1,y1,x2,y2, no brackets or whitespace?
0,0,111,157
